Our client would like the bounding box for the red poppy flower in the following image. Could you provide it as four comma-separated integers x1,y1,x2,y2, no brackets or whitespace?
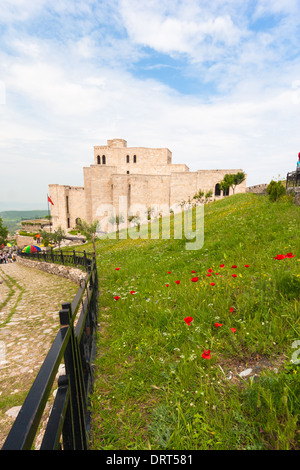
167,271,172,273
114,296,120,300
191,277,199,282
286,253,295,258
175,280,180,285
230,327,236,333
244,264,249,268
273,254,285,260
216,272,220,275
207,273,212,277
232,274,237,278
231,265,237,268
115,267,120,270
184,316,193,326
208,268,213,273
202,349,211,359
191,270,196,273
130,291,136,295
215,322,223,328
165,284,169,287
210,282,215,286
220,264,225,268
230,307,234,313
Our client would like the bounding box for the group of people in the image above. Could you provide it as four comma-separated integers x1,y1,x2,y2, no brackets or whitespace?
0,251,16,263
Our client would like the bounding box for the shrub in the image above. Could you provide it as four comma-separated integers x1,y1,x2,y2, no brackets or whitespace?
266,180,286,202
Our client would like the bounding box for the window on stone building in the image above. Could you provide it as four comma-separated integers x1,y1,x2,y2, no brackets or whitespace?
97,155,101,164
66,195,69,213
127,170,130,174
67,218,70,229
133,155,136,163
215,184,221,196
126,155,130,163
102,155,106,164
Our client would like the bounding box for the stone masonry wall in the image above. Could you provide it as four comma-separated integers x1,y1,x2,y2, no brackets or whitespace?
17,257,87,285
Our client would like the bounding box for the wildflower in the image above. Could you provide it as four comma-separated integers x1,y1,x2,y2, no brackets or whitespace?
191,277,199,282
207,273,212,277
230,307,234,313
230,328,236,333
273,254,286,260
130,290,136,295
231,265,237,268
165,284,169,287
220,264,225,268
191,270,196,273
114,296,120,300
215,323,223,328
184,316,193,326
175,280,180,285
244,264,250,268
115,267,120,270
232,274,237,278
286,253,295,258
208,268,213,273
210,282,215,286
202,349,211,360
167,271,172,273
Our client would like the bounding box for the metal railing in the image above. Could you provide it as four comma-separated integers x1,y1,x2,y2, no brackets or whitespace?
286,169,300,189
18,248,92,271
1,250,98,450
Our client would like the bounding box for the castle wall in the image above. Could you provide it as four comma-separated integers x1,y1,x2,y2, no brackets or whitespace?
93,143,172,170
49,184,86,230
50,139,247,232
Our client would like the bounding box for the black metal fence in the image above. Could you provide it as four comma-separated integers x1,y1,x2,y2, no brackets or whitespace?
1,250,98,450
286,169,300,189
18,248,93,271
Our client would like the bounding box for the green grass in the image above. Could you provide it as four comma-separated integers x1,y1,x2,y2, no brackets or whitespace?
77,193,299,450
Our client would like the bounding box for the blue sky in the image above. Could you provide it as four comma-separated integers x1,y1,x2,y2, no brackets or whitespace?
0,0,300,210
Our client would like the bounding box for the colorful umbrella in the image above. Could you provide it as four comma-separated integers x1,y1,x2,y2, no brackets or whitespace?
22,245,42,253
6,243,12,247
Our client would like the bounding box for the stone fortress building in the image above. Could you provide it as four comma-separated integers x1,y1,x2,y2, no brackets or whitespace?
49,138,247,232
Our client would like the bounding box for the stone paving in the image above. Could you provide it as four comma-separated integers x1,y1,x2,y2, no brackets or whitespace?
0,261,78,448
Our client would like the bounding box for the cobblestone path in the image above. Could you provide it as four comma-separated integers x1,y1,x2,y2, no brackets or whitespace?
0,261,78,448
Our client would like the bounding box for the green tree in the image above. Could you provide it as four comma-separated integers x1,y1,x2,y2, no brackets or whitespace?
0,218,9,246
76,219,98,253
192,189,205,205
109,214,125,232
51,226,66,249
219,172,246,195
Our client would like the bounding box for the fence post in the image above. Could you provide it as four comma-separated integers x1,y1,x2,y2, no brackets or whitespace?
61,250,64,265
59,303,88,450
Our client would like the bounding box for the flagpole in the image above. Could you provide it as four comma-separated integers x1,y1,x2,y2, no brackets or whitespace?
47,194,52,233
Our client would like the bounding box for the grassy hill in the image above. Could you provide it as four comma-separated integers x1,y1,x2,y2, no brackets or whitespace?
0,210,48,234
75,193,300,449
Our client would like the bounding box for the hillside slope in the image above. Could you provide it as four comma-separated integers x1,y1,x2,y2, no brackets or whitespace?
84,193,300,450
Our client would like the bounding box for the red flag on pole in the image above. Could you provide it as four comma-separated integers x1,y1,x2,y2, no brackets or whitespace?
48,196,54,206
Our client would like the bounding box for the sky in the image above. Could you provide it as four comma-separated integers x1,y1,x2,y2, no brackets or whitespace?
0,0,300,210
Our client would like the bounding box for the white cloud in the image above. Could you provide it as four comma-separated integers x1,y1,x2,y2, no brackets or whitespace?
119,0,245,62
0,0,300,209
